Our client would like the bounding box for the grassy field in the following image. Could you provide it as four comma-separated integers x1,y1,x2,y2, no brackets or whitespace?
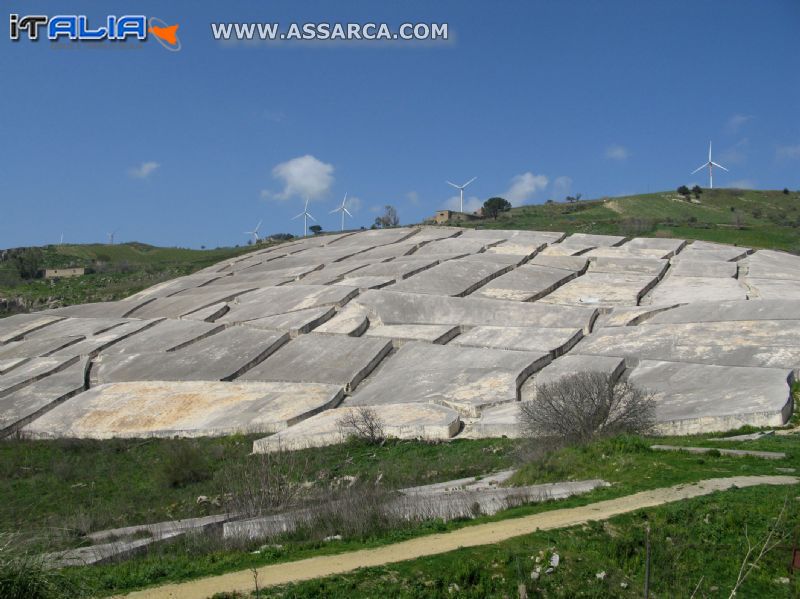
459,188,800,252
0,242,264,316
2,405,798,597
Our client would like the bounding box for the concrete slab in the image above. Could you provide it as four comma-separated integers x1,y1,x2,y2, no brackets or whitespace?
313,303,369,336
0,358,28,375
0,357,88,436
471,265,578,301
348,342,549,417
0,335,84,360
412,238,494,256
561,233,626,247
628,360,793,434
45,300,154,319
326,227,415,248
0,356,79,398
593,304,680,327
679,242,750,262
21,317,128,341
586,247,675,260
650,445,786,460
623,237,687,253
351,290,598,332
523,354,626,400
364,324,460,345
391,257,512,297
240,306,336,336
0,314,64,344
466,402,524,437
743,250,800,280
540,272,659,307
645,275,748,305
92,328,288,383
288,262,370,285
451,326,582,357
539,243,593,256
669,259,738,278
218,285,358,324
349,258,440,280
647,299,800,324
101,319,222,353
23,380,344,439
240,334,392,393
252,402,461,453
575,320,800,371
47,319,160,359
589,256,669,277
528,254,589,272
125,288,257,319
745,278,800,300
334,276,396,290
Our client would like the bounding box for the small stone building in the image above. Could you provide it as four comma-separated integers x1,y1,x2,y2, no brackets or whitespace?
44,267,85,279
431,210,482,224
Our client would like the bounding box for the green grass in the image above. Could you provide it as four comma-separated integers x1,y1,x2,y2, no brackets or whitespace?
0,242,266,316
267,484,799,598
4,424,794,596
458,188,800,252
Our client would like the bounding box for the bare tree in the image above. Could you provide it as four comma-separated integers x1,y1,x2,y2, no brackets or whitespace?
337,407,386,445
374,205,399,228
519,372,656,445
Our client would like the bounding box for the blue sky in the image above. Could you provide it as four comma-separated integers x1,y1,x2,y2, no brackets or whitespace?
1,1,799,249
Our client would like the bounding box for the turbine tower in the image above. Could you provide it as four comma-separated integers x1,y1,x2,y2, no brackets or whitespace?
446,177,477,213
691,141,728,189
329,193,353,232
292,198,316,237
107,229,118,245
244,220,262,244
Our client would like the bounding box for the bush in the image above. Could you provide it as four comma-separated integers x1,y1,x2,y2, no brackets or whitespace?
0,535,82,598
337,407,386,445
518,372,656,446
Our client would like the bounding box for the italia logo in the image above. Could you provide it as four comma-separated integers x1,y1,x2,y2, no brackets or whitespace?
9,14,181,51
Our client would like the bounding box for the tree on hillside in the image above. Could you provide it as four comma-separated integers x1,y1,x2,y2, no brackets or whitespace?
309,225,322,235
482,197,512,220
374,205,399,228
692,185,703,197
10,248,43,279
677,185,691,198
784,188,790,195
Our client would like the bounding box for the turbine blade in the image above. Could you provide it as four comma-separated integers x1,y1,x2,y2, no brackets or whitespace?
711,162,729,172
307,213,316,222
255,220,262,230
463,176,477,187
446,181,459,188
329,207,340,214
292,212,303,220
691,163,707,174
343,208,352,217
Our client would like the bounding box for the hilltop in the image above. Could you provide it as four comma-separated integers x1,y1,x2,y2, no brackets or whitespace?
453,188,800,253
0,242,265,316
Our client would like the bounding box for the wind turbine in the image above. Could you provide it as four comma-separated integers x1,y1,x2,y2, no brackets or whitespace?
59,233,64,245
329,193,353,232
446,177,477,213
292,198,316,237
244,220,262,244
691,141,728,189
107,229,118,245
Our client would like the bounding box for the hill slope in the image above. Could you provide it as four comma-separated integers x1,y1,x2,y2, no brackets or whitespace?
457,189,800,252
0,242,264,316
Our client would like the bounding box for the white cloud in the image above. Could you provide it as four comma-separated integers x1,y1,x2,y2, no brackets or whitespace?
128,161,160,179
503,172,548,206
552,176,573,200
776,144,800,160
605,144,629,161
729,179,756,189
344,195,363,213
444,195,482,213
269,155,334,201
725,114,752,133
719,138,749,165
405,191,420,205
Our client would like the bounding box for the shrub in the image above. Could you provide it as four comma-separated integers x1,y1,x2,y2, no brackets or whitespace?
519,372,656,446
337,407,387,445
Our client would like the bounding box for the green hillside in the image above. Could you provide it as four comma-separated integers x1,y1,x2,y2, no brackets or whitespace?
458,188,800,252
0,242,266,317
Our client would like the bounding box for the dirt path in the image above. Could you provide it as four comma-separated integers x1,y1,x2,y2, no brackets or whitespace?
120,475,797,598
